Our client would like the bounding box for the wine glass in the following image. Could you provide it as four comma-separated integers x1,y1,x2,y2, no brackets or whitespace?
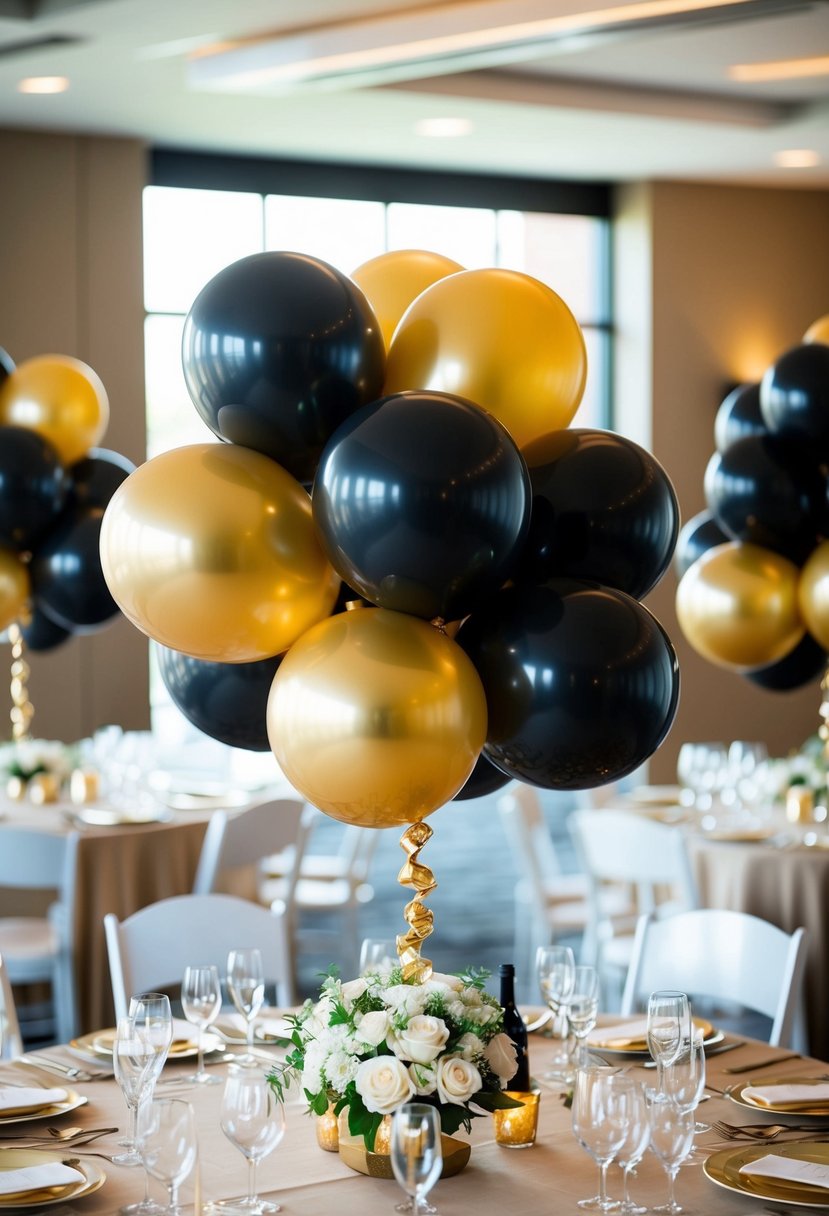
227,948,265,1067
181,964,222,1085
219,1069,286,1214
662,1027,707,1132
614,1078,650,1216
112,1016,156,1165
571,1067,629,1212
137,1098,198,1216
567,965,599,1070
535,944,576,1079
359,938,398,975
120,993,174,1216
646,991,689,1094
647,1095,695,1215
391,1103,442,1216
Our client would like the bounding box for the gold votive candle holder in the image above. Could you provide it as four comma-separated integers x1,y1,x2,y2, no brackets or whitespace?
28,772,60,804
786,785,815,825
316,1106,340,1152
70,768,100,805
5,776,25,801
492,1089,540,1148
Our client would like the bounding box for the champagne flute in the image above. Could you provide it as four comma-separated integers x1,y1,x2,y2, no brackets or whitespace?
219,1069,286,1214
535,944,576,1080
662,1027,707,1132
647,1094,695,1215
137,1098,198,1216
614,1078,650,1216
120,993,174,1216
359,938,398,975
112,1016,156,1165
227,948,265,1067
571,1067,628,1212
646,991,689,1094
391,1103,442,1216
181,964,222,1085
567,965,599,1070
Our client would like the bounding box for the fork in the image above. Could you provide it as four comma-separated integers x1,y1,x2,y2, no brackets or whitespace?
15,1055,111,1083
712,1120,828,1140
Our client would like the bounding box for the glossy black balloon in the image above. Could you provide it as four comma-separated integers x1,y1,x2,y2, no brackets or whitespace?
714,383,766,453
458,579,679,791
744,633,827,692
69,448,136,509
313,391,531,621
704,434,827,563
21,606,73,652
0,425,68,551
452,752,512,801
674,510,730,579
0,347,13,388
761,343,829,455
156,644,282,751
182,251,386,483
30,505,118,631
515,429,679,599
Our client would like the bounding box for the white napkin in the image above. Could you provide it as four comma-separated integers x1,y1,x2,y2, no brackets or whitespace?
744,1082,829,1108
0,1161,84,1196
0,1086,67,1113
588,1019,650,1047
739,1153,829,1190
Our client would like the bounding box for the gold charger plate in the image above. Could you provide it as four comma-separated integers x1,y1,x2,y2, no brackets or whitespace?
589,1016,719,1055
728,1076,829,1121
0,1090,86,1127
67,806,171,827
704,1141,829,1209
339,1133,470,1180
703,826,778,843
72,1027,222,1060
0,1148,104,1208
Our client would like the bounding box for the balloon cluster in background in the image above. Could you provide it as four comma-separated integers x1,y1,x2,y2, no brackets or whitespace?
101,247,681,827
0,348,134,653
676,313,829,692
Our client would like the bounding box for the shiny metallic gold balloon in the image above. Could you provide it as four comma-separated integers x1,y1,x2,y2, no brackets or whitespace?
676,541,804,669
384,267,587,452
351,249,464,350
798,541,829,651
100,443,339,662
804,314,829,346
0,547,30,633
0,354,109,465
267,606,487,828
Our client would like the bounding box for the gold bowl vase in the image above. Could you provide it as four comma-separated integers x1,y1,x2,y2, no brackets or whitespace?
335,1114,471,1179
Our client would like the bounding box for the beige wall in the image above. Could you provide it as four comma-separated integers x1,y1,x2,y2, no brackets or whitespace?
0,129,150,743
616,180,829,782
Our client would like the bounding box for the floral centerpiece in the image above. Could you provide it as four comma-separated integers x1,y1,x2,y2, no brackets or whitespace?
268,966,523,1150
0,738,77,785
763,733,827,807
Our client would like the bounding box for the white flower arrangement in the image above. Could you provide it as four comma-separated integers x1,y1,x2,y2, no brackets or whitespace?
268,966,523,1149
763,733,827,804
0,737,77,783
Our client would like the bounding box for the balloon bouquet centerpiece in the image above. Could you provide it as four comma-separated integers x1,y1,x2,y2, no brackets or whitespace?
100,248,680,1144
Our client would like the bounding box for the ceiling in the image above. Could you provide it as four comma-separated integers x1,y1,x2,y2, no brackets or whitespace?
0,0,828,186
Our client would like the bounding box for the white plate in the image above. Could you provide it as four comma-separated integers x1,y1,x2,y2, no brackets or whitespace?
627,785,682,805
0,1089,87,1127
67,806,171,827
0,1148,104,1208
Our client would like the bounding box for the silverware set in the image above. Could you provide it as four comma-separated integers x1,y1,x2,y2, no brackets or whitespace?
13,1054,112,1083
710,1120,829,1142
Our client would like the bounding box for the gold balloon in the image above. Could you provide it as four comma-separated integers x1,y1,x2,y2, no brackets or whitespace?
0,547,30,633
798,540,829,650
100,443,339,662
0,354,109,465
267,606,487,828
676,541,804,669
804,314,829,346
384,267,587,452
351,249,464,350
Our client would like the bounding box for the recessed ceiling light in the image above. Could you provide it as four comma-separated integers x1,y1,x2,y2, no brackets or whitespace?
774,149,821,169
17,76,70,94
414,117,473,138
729,55,829,83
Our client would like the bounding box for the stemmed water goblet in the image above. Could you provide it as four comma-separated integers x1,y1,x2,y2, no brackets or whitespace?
614,1078,650,1216
647,1093,696,1215
535,944,576,1080
568,965,600,1070
112,1016,156,1166
662,1026,707,1133
137,1098,198,1216
359,938,398,975
219,1069,286,1214
646,990,689,1094
227,948,266,1067
391,1103,442,1216
120,992,174,1216
571,1067,629,1212
181,964,222,1085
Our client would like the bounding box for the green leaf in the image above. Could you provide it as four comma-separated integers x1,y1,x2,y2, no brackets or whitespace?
472,1090,525,1113
438,1104,473,1136
328,1001,351,1027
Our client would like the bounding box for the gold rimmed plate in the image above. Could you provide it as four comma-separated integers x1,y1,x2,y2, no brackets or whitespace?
704,1141,829,1209
66,806,171,828
0,1148,104,1208
71,1027,222,1061
588,1016,720,1056
727,1077,829,1122
0,1090,86,1127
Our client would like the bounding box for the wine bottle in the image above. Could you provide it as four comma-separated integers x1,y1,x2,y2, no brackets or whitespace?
498,962,530,1090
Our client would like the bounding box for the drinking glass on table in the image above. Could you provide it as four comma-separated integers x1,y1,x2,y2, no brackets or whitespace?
647,1094,695,1216
359,937,398,976
535,944,576,1080
227,948,266,1067
571,1067,629,1212
137,1098,198,1216
219,1070,286,1214
112,1016,156,1165
181,964,222,1085
120,992,174,1216
568,965,600,1070
646,991,689,1094
662,1026,707,1132
391,1103,442,1216
614,1078,650,1216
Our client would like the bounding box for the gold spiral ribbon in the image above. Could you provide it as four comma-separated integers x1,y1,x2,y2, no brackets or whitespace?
396,820,437,983
8,622,34,742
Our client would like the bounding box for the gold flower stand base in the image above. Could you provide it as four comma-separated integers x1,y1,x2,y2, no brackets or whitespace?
337,1131,471,1179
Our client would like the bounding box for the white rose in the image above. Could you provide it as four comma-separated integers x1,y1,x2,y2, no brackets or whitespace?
340,978,368,1006
446,999,465,1021
456,1032,484,1061
408,1061,437,1095
436,1056,482,1106
461,987,483,1007
483,1032,518,1082
383,985,428,1017
391,1015,450,1065
355,1055,414,1115
355,1010,390,1048
428,972,464,992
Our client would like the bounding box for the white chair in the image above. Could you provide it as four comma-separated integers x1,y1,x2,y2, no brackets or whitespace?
104,894,295,1022
192,798,308,896
0,953,23,1060
621,909,808,1049
0,828,79,1043
569,808,698,1001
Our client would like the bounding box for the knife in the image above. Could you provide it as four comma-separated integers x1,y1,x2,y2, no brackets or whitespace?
723,1052,803,1075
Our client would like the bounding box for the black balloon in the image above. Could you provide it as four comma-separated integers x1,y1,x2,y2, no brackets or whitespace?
0,426,68,552
452,753,512,801
21,606,73,652
69,448,136,509
515,429,678,599
313,391,531,621
704,434,827,564
458,579,679,791
761,343,829,455
674,510,730,579
156,644,283,751
0,347,13,388
182,251,386,483
744,633,827,692
714,383,767,453
30,505,118,631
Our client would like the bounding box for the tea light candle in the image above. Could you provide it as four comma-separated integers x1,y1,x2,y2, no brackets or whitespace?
786,785,815,825
492,1090,540,1148
316,1107,339,1152
69,768,100,804
28,772,60,804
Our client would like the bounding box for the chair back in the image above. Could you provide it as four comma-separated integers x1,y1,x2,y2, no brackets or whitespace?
620,908,807,1048
104,893,295,1021
497,788,556,919
0,827,78,898
0,954,22,1060
192,798,307,895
